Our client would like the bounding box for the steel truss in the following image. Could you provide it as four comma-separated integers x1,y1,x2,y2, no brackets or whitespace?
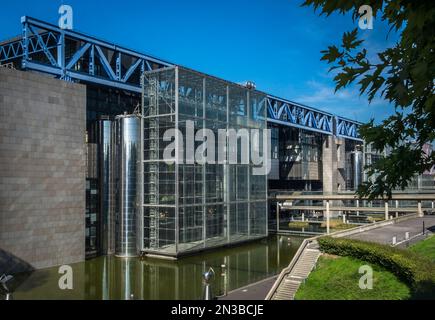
266,95,334,135
0,16,361,140
336,117,361,140
0,16,172,91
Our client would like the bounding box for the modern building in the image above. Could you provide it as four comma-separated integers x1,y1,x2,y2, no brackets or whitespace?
0,16,366,269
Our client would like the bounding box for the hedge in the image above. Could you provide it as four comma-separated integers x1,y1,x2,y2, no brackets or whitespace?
318,237,435,299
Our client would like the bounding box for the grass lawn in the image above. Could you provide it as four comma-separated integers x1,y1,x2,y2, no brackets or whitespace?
410,235,435,261
295,255,411,300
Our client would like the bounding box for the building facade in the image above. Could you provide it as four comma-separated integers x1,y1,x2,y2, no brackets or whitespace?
0,17,368,268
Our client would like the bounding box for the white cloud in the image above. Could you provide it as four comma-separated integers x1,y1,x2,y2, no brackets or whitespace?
294,80,393,123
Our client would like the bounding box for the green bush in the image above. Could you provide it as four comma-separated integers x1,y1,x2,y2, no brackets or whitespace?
288,221,310,229
318,237,435,299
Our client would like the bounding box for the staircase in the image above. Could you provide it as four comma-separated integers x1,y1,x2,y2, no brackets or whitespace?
270,242,320,300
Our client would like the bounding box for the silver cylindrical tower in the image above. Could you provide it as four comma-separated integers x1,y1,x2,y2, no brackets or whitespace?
97,117,115,255
114,114,140,257
351,150,363,190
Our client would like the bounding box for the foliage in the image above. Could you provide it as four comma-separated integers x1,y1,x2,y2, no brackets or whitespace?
302,0,435,200
318,237,435,299
367,215,384,222
320,219,354,230
288,221,310,228
410,235,435,262
295,255,411,300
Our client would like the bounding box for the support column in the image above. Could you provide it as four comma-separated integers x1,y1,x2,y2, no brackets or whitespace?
418,201,423,217
326,200,330,234
322,135,338,195
384,201,389,220
57,31,66,79
395,200,399,218
276,202,280,233
174,67,179,253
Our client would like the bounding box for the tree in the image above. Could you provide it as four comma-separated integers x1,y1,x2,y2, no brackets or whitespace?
302,0,435,199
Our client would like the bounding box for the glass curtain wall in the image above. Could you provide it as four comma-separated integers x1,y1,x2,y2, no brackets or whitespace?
141,67,268,257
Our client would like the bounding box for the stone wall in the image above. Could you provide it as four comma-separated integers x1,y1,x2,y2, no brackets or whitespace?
0,68,86,270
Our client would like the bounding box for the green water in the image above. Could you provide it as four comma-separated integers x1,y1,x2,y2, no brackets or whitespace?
12,235,303,300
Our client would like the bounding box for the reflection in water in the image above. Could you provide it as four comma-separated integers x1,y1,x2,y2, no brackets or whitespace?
13,235,303,300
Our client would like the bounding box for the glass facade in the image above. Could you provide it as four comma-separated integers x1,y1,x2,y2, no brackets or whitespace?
269,124,324,191
140,67,268,257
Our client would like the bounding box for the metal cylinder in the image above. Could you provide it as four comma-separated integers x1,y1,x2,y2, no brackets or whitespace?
351,150,363,190
202,268,215,300
114,114,140,257
97,117,115,255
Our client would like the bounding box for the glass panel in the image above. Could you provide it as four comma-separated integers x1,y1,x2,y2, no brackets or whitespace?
250,201,267,237
141,67,268,256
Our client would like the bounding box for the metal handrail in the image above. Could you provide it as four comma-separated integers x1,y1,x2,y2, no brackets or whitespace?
276,194,435,201
265,236,317,300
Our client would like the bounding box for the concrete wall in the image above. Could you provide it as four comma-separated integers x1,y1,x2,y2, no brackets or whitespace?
0,68,86,270
322,135,338,195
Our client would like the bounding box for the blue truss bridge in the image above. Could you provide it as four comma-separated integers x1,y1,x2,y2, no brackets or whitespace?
0,16,361,140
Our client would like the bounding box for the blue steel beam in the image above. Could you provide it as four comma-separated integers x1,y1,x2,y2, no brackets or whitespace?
123,58,142,82
336,116,362,141
94,45,117,80
266,96,334,135
65,43,91,69
1,16,173,92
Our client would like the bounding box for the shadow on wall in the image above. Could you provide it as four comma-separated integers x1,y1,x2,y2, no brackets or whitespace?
0,249,45,299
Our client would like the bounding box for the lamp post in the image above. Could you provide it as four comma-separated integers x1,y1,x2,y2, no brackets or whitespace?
202,268,215,300
0,274,14,300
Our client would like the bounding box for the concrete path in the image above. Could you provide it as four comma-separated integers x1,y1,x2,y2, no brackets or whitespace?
346,216,435,246
219,276,279,300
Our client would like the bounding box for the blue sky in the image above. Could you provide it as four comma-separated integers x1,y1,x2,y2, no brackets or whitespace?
0,0,399,123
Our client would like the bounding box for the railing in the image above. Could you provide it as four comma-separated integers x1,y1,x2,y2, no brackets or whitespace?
264,236,316,300
274,193,435,235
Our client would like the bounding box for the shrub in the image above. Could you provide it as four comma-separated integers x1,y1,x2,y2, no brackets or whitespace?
288,221,310,229
318,237,435,299
320,219,353,230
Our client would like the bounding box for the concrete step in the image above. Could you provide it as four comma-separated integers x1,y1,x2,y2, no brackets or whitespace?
271,246,321,300
273,279,302,300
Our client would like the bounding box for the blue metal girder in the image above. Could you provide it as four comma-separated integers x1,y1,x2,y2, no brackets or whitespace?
1,31,58,62
266,96,334,135
0,16,172,92
336,117,362,141
65,43,91,69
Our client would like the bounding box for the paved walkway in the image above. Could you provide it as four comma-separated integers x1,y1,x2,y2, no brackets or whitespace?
346,216,435,246
219,276,278,300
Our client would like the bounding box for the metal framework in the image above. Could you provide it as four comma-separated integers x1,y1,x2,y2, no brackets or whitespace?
336,116,360,140
0,16,361,140
1,16,172,92
266,95,333,135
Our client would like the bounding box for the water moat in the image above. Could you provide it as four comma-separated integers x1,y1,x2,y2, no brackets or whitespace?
11,235,303,300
